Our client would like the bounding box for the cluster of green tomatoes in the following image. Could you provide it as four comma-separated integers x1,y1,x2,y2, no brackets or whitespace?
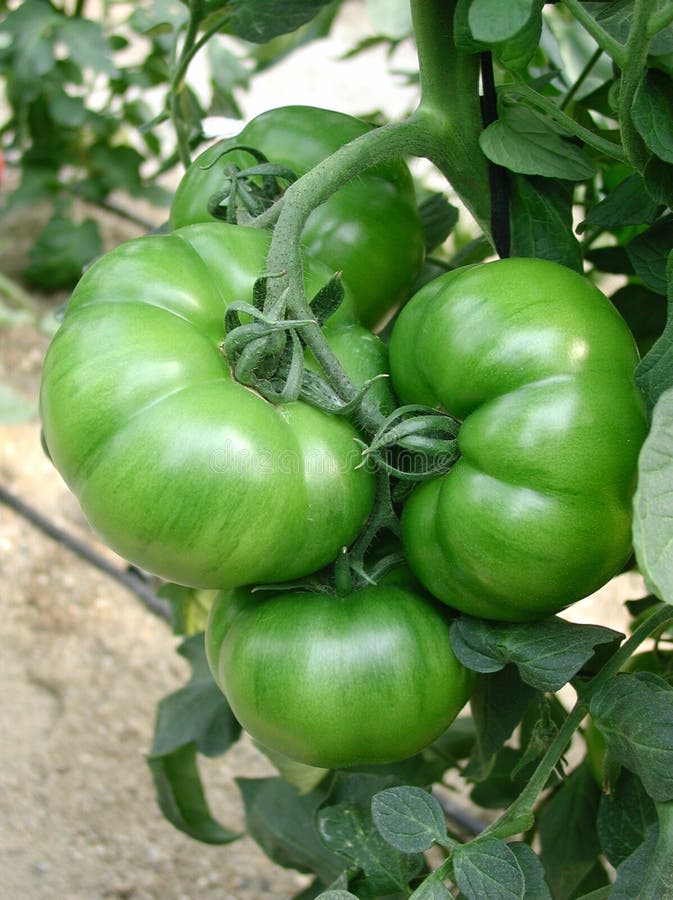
40,107,646,769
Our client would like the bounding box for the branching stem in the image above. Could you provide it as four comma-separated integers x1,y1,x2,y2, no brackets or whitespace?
562,0,627,65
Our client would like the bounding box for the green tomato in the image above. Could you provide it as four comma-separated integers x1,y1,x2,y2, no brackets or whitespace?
40,222,388,589
389,258,648,622
169,105,425,329
205,579,473,768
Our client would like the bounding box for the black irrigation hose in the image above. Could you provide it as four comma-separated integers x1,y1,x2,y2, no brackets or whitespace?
0,483,172,623
433,787,486,838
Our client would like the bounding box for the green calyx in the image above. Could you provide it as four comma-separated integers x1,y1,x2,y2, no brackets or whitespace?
360,405,461,481
202,143,297,224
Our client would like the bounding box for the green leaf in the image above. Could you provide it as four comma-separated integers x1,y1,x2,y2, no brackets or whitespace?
610,824,659,899
574,888,611,900
469,746,538,810
610,803,673,900
366,0,412,40
147,743,240,844
450,616,621,692
509,175,583,271
409,872,452,899
594,0,673,56
634,385,673,598
582,173,662,230
453,838,525,900
493,10,542,72
418,193,459,254
509,843,552,899
0,2,59,92
371,787,451,854
254,741,329,795
635,251,673,407
611,282,667,354
538,762,603,900
626,217,673,295
590,672,673,801
47,87,87,128
643,155,673,208
88,143,146,196
454,0,543,70
464,666,537,781
56,17,117,75
23,216,102,290
632,70,673,164
468,0,538,43
480,102,596,181
309,274,346,326
0,382,36,424
318,799,424,896
149,633,241,758
315,892,359,900
597,769,657,868
128,1,188,35
586,245,634,276
4,165,62,211
238,777,345,884
225,0,336,43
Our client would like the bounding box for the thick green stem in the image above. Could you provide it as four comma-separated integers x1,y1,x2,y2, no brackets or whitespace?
412,0,491,234
619,0,655,173
482,602,673,841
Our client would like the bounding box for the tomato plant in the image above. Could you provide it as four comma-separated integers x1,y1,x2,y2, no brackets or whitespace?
390,258,648,621
205,577,473,769
169,105,426,329
31,0,673,897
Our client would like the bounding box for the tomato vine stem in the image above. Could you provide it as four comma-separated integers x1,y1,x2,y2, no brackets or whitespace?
259,0,493,427
619,0,656,173
561,0,627,65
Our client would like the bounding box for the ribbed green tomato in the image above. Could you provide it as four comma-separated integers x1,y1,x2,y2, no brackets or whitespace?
40,222,388,589
169,106,425,329
389,258,648,622
205,579,473,768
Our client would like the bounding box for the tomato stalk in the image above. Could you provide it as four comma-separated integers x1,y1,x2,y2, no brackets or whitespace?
618,0,656,173
262,116,431,414
482,602,673,841
561,0,627,65
169,1,229,169
255,0,494,415
410,0,491,233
